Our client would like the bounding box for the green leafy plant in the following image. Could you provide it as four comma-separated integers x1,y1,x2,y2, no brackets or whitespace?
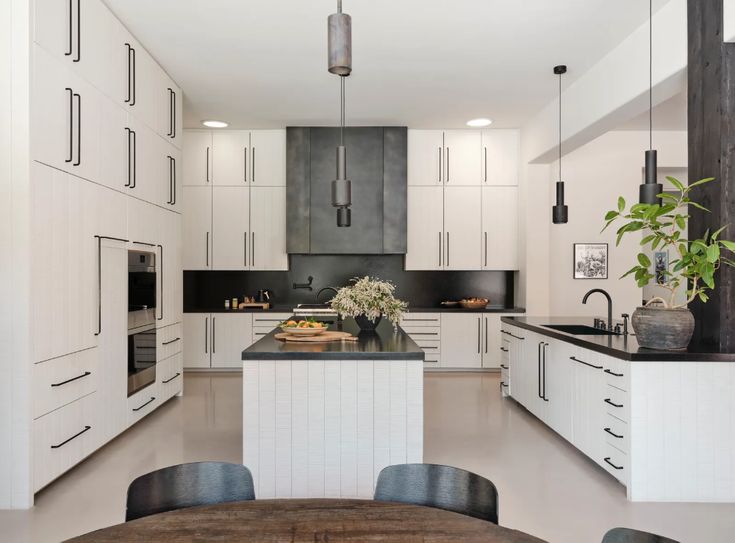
603,177,735,309
330,276,408,325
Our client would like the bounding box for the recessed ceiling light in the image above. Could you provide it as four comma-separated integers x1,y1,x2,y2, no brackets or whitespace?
202,120,229,128
466,118,493,127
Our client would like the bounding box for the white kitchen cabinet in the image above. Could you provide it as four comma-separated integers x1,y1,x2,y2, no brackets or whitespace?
481,130,519,186
405,186,444,270
407,130,444,186
183,186,212,270
212,186,250,270
400,313,441,369
569,347,606,462
482,186,519,270
97,97,128,192
444,187,482,270
156,73,183,149
211,130,286,186
158,210,183,327
183,131,213,186
250,187,288,270
252,313,293,340
443,130,482,186
184,313,253,369
183,313,211,369
543,339,573,442
482,314,525,369
213,131,250,186
250,130,287,186
123,38,159,131
440,313,483,368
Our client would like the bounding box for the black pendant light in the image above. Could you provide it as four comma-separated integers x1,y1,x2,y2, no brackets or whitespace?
639,0,662,204
328,0,352,227
552,65,568,224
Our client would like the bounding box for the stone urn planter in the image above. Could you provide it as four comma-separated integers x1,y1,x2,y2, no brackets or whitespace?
631,306,695,350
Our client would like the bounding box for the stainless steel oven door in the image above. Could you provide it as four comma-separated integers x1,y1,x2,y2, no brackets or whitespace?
128,324,156,397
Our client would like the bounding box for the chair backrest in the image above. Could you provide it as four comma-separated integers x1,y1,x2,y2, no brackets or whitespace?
126,462,255,521
374,463,498,524
602,527,680,543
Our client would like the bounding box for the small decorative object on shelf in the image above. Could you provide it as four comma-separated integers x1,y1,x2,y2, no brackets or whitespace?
603,176,735,350
330,276,408,332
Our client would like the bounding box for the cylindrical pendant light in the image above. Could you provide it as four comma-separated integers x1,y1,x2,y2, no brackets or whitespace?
552,65,568,224
639,0,662,204
328,0,352,227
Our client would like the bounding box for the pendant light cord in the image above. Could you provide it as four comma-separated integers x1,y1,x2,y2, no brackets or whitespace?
558,70,562,181
340,76,345,145
649,0,653,150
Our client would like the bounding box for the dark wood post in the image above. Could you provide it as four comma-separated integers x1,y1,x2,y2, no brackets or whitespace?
688,0,735,350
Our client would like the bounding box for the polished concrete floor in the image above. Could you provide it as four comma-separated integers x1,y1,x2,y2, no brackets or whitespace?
2,372,734,542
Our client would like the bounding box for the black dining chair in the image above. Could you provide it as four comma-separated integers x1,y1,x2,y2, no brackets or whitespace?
602,527,680,543
374,463,499,524
126,461,256,521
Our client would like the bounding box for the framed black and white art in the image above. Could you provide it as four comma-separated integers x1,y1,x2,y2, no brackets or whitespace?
573,243,608,279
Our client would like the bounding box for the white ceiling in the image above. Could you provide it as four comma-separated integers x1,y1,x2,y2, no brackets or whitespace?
105,0,670,129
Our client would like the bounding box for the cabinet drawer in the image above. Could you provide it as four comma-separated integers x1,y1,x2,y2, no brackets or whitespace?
603,413,628,453
252,313,291,327
33,348,98,419
423,352,440,369
401,313,441,326
157,323,183,360
33,392,99,491
603,385,629,422
127,384,160,426
601,355,628,391
601,442,627,484
158,353,183,400
402,326,441,337
413,338,441,351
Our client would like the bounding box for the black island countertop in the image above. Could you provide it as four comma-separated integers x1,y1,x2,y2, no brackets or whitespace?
501,316,735,362
188,305,525,314
242,317,425,361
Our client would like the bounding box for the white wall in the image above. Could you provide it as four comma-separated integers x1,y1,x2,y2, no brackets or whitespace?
544,130,687,319
726,0,735,42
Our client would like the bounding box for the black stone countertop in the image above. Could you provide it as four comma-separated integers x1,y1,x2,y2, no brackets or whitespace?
189,305,526,314
242,317,425,361
501,316,735,362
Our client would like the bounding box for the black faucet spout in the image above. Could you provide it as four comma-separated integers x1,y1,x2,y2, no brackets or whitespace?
582,288,613,332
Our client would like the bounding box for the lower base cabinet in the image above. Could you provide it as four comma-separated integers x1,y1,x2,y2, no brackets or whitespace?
183,313,256,369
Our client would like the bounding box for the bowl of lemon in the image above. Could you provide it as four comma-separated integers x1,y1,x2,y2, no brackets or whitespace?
279,318,328,336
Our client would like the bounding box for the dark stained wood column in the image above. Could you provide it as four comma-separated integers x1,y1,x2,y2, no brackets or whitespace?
688,0,735,350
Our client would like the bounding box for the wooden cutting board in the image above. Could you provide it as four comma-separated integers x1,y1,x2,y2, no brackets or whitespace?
274,331,358,343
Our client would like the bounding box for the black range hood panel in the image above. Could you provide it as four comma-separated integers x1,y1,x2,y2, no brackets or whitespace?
286,127,407,254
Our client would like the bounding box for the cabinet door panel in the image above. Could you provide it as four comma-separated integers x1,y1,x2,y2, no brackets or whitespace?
182,186,212,270
183,314,210,368
210,314,253,368
157,209,182,327
98,97,127,192
157,76,182,148
482,186,519,270
544,340,573,441
183,131,212,186
482,314,503,369
250,187,288,270
250,130,286,186
213,131,250,186
33,0,70,59
440,314,483,368
482,130,519,186
444,187,481,270
407,130,444,186
126,42,158,129
405,186,444,270
443,130,481,186
212,186,250,270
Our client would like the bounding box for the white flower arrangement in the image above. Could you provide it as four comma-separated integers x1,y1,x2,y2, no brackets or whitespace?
329,276,408,326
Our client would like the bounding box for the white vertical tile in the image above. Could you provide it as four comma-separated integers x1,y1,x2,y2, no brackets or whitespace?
291,361,309,497
406,360,424,463
242,361,260,489
324,361,342,497
695,363,715,500
356,360,375,497
257,363,276,498
307,361,325,497
274,362,292,498
373,360,391,482
340,361,358,498
389,361,407,465
678,362,698,500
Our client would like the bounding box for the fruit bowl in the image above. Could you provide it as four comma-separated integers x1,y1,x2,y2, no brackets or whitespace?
459,297,489,310
280,326,327,336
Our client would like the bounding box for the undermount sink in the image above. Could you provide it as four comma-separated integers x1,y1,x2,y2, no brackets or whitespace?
542,324,617,336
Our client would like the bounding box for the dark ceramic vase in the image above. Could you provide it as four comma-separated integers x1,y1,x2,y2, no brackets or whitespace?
631,306,694,350
355,314,382,332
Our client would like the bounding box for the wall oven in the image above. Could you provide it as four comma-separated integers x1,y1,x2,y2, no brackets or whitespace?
128,250,157,396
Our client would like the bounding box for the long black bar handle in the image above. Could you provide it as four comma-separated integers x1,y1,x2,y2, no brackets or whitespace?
569,356,603,370
65,88,74,163
604,427,624,439
130,130,137,188
500,364,509,370
132,397,155,412
51,371,91,387
604,398,624,408
604,457,624,470
166,156,173,204
73,92,81,166
73,0,80,62
172,157,176,205
543,343,549,402
172,90,176,138
484,317,488,354
51,425,91,449
167,88,173,136
604,368,624,377
124,44,131,103
537,342,543,399
130,47,136,106
204,317,208,354
477,318,481,354
125,128,131,187
162,373,181,384
252,147,256,182
484,146,487,182
132,241,156,247
162,337,181,346
212,317,216,354
157,244,163,322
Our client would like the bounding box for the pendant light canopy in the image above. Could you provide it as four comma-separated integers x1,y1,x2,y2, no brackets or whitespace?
639,0,662,204
328,0,352,227
552,64,569,224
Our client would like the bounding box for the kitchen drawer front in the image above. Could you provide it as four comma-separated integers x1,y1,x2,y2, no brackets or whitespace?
423,353,440,369
400,313,441,327
603,384,629,422
158,353,183,400
601,354,628,391
411,338,441,352
127,383,161,427
157,323,183,360
601,442,627,484
33,348,98,419
401,325,441,338
603,413,629,453
33,392,99,491
252,313,291,328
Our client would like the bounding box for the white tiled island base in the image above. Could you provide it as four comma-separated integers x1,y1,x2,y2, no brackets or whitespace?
242,359,423,499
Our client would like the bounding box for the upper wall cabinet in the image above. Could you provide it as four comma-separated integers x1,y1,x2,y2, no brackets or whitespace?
182,131,212,186
481,130,519,186
482,187,519,270
408,130,481,186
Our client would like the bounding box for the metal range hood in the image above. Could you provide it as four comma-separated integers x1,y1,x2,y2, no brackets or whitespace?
286,126,407,255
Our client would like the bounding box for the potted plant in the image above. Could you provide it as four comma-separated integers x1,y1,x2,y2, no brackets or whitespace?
603,177,735,350
330,276,408,332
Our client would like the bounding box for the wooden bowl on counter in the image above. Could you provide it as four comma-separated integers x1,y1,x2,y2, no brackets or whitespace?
459,298,489,310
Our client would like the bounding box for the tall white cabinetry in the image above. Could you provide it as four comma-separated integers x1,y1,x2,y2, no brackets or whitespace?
405,129,519,271
182,130,288,271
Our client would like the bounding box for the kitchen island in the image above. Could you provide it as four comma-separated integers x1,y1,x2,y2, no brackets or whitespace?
500,316,735,503
241,318,424,499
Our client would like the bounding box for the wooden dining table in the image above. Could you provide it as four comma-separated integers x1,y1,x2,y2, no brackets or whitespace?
66,499,547,542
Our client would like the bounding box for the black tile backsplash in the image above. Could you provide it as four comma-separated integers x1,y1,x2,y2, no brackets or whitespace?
184,255,514,311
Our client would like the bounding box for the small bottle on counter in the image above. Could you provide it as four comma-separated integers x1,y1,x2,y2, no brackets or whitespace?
232,297,238,309
224,300,230,310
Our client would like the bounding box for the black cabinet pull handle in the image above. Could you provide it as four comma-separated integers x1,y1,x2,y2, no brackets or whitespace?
604,368,624,377
500,381,509,388
543,343,549,401
94,235,128,336
204,317,208,354
446,147,450,182
157,244,164,321
484,317,488,354
243,147,248,183
65,88,74,163
73,0,80,62
124,43,131,103
167,156,173,204
206,147,210,183
604,457,624,470
251,147,256,182
132,397,155,412
51,425,91,449
172,90,176,138
484,146,487,182
437,146,442,183
604,398,624,408
162,372,181,384
500,347,508,352
131,130,137,188
212,317,216,354
500,364,509,370
73,92,81,166
537,342,543,399
132,241,155,247
51,371,91,387
477,318,481,354
569,356,603,369
130,47,136,105
172,157,176,204
66,0,73,56
125,128,132,187
604,427,624,439
167,88,173,136
162,337,181,346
